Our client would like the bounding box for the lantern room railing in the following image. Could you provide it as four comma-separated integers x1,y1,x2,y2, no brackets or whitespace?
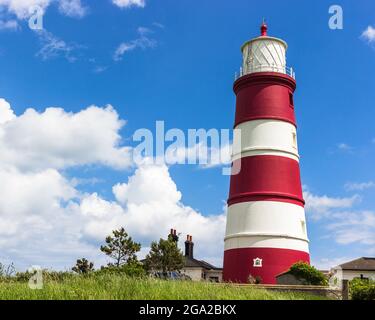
235,64,296,80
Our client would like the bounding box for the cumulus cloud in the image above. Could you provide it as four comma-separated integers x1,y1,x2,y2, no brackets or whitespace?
361,25,375,44
0,99,132,171
0,162,226,269
0,98,16,124
0,98,225,270
83,162,226,263
0,0,51,19
112,0,145,9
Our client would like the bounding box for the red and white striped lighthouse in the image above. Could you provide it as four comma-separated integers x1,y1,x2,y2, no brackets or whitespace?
223,22,310,284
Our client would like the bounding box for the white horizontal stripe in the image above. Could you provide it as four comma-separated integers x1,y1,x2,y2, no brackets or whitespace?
233,119,299,161
224,235,309,253
225,201,309,251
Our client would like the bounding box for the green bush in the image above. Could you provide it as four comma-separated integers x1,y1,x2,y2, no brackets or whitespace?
350,278,375,300
288,261,328,286
15,270,74,283
96,261,146,278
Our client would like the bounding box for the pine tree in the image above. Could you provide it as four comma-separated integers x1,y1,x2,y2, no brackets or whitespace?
144,234,184,273
100,227,141,267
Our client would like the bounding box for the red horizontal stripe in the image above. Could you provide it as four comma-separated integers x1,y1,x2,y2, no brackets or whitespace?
223,247,310,284
233,72,297,128
233,116,296,128
228,194,304,207
228,155,304,206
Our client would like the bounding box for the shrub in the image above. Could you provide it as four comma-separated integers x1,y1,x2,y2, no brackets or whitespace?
97,261,146,278
72,258,94,274
350,278,375,300
288,261,328,286
0,263,15,279
15,270,74,283
247,274,262,284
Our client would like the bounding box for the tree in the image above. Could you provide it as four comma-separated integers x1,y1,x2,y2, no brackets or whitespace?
72,258,94,274
100,227,141,267
144,234,184,273
0,262,15,278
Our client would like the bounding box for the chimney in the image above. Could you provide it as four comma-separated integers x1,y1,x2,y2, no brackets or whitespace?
184,235,194,259
169,228,179,243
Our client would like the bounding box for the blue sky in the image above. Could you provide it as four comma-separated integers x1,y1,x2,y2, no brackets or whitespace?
0,0,374,271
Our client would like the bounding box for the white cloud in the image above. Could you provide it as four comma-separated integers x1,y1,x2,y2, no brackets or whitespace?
0,98,16,124
327,211,375,245
58,0,87,18
163,142,231,168
361,25,375,44
0,98,132,171
0,98,225,270
113,164,181,206
337,143,352,152
112,0,145,9
113,27,157,61
312,257,354,270
35,29,79,62
0,0,50,19
304,190,359,220
344,181,375,191
304,188,374,249
0,19,18,30
0,162,226,269
80,162,226,264
93,66,108,74
0,0,88,20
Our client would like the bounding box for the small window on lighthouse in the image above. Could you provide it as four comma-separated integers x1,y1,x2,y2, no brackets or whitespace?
301,220,306,235
253,258,262,267
292,132,297,149
289,92,294,108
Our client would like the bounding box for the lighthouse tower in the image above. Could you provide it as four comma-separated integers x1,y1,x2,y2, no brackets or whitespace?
223,22,310,284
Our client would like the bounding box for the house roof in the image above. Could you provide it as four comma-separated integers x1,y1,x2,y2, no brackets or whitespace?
337,257,375,271
183,256,222,270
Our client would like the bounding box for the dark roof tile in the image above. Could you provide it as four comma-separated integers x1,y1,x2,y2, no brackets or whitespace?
338,257,375,271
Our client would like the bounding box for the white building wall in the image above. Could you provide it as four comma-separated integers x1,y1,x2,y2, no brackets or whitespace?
330,268,375,289
182,267,223,282
182,268,204,281
331,268,375,282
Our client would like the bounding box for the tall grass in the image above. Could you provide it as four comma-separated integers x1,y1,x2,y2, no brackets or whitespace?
0,274,326,300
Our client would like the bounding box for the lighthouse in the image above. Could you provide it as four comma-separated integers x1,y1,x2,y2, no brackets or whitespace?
223,22,310,284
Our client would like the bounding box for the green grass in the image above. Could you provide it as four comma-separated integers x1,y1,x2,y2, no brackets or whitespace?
0,275,327,300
